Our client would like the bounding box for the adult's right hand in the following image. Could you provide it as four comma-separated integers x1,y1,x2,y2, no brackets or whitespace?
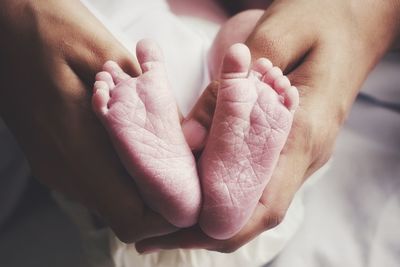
0,0,176,242
135,0,400,254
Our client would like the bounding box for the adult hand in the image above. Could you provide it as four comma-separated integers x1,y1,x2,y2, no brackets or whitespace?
0,0,176,242
136,0,400,253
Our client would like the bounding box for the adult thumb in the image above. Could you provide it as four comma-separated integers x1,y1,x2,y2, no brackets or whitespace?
245,2,317,73
181,81,219,151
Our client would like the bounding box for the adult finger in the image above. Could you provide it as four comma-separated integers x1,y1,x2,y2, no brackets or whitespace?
245,0,317,73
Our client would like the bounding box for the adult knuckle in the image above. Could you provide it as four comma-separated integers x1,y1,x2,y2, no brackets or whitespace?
262,207,286,230
110,220,141,244
113,228,136,244
216,243,240,254
310,135,332,167
316,147,334,166
333,100,348,127
290,109,316,157
297,113,338,173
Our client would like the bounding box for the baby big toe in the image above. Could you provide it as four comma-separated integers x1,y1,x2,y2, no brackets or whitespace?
220,43,251,81
136,39,165,73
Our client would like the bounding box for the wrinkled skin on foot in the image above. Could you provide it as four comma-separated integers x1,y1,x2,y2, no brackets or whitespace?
0,0,177,243
199,44,298,240
136,0,400,253
92,40,201,228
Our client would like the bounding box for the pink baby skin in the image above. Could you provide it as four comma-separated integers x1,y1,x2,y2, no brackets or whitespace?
92,9,299,239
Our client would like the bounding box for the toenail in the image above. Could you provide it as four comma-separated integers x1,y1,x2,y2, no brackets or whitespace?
272,67,283,76
258,58,273,69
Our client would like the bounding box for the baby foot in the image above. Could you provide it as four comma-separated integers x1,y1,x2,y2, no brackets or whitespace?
199,44,299,239
92,39,201,228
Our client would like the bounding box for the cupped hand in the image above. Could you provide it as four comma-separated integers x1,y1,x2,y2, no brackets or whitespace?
136,0,400,253
0,0,176,242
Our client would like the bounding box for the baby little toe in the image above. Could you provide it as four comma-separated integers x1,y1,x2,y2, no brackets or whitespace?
92,81,110,116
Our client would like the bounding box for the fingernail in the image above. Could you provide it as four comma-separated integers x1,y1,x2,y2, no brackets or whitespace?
182,119,207,150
